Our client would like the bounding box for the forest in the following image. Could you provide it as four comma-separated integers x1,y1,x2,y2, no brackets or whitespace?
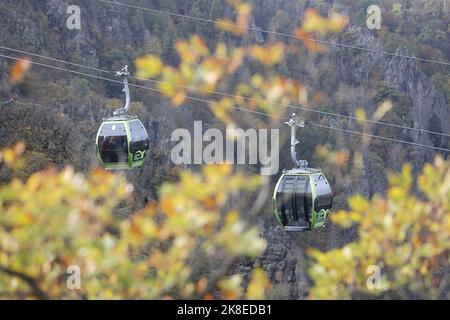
0,0,449,300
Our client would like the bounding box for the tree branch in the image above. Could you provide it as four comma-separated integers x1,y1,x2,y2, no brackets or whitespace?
0,265,50,300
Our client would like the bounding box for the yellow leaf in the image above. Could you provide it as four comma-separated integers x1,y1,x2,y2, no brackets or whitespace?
157,82,176,97
171,91,186,107
217,19,236,33
176,42,194,63
372,100,393,121
303,9,328,35
355,108,367,123
328,12,349,33
2,142,25,167
348,194,369,212
303,9,348,36
249,44,285,66
246,268,269,299
190,35,209,57
135,55,163,79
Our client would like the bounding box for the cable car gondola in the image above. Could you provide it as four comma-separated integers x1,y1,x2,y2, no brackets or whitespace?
96,66,149,170
273,114,333,232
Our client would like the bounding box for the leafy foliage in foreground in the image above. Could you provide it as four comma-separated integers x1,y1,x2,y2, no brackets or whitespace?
309,157,450,299
2,0,447,300
0,144,267,299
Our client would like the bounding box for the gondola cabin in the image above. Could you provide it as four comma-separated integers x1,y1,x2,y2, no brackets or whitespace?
273,168,333,232
96,115,149,170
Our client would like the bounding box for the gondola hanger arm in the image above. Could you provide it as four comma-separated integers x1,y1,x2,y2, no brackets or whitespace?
113,65,131,116
286,113,308,169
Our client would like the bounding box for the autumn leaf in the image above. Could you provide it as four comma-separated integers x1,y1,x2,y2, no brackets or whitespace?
216,3,251,36
249,43,285,66
246,268,269,299
10,58,31,84
171,91,187,107
217,19,237,33
302,9,348,36
1,142,25,168
328,12,349,33
355,108,367,125
310,158,450,299
372,100,393,121
235,3,252,35
295,29,327,53
303,9,328,35
135,55,163,79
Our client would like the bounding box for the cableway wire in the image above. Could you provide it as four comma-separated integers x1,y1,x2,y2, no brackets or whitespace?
0,52,449,153
1,45,449,138
97,0,450,67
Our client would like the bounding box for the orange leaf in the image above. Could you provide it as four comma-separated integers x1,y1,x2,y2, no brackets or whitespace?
171,91,186,107
295,29,327,53
10,58,31,84
160,198,176,216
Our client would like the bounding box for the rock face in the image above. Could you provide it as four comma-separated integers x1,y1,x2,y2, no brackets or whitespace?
385,46,450,164
257,225,300,299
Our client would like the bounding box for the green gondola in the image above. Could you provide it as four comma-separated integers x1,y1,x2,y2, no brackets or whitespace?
273,168,332,232
96,115,149,170
273,114,333,232
95,66,149,170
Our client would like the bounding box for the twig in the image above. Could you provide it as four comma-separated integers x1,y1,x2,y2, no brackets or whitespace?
0,265,50,300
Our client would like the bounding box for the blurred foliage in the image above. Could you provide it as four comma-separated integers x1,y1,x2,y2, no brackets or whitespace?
0,144,266,299
9,58,31,85
1,0,447,301
309,157,450,299
216,0,253,36
135,3,347,124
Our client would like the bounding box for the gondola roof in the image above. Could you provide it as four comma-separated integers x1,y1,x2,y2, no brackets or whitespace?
103,114,138,122
282,167,323,175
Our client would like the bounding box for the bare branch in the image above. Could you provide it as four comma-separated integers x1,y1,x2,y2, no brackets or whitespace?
0,265,50,300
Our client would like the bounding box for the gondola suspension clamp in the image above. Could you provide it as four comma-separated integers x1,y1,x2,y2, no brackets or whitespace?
113,65,131,116
285,113,309,170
